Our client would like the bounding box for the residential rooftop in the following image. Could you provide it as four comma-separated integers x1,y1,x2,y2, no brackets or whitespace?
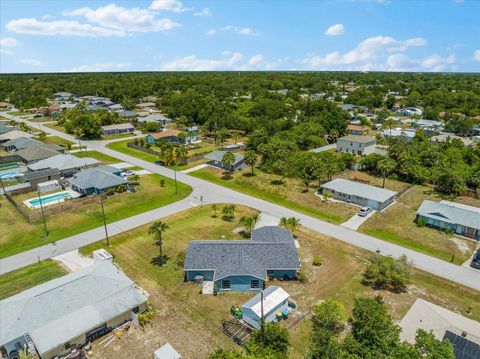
321,178,397,203
337,135,376,143
417,200,480,230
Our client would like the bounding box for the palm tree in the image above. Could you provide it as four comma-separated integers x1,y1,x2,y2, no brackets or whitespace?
244,150,258,176
279,217,290,231
149,221,169,266
74,127,84,152
383,118,395,136
287,217,301,237
175,146,188,165
222,151,235,177
240,216,255,235
377,157,396,188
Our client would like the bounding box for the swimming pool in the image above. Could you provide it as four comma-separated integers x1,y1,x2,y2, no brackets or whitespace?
27,192,71,208
0,163,17,170
0,172,17,179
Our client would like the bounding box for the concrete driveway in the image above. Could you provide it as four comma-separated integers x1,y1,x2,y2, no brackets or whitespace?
341,210,376,230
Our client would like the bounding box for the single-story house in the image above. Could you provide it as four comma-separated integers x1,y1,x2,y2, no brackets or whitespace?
2,137,42,151
101,123,134,136
53,92,74,101
0,257,147,359
184,226,301,293
347,124,369,135
204,150,245,171
137,114,172,127
430,133,473,146
117,110,138,119
416,200,480,239
0,123,14,135
146,129,182,144
24,168,61,190
136,102,156,110
153,343,182,359
412,119,444,132
28,154,99,176
241,286,290,329
70,165,128,195
336,135,377,156
321,179,397,211
381,128,416,142
396,107,423,117
0,130,34,143
0,101,14,110
15,145,64,164
107,104,123,111
399,299,480,359
341,104,369,113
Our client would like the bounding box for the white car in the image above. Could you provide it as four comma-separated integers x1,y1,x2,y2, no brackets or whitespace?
358,207,372,217
121,170,135,177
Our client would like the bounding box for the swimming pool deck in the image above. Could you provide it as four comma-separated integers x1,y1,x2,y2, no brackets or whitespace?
22,189,80,210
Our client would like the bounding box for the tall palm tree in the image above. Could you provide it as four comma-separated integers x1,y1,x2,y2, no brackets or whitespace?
149,221,169,265
222,151,235,177
279,217,290,231
175,146,188,165
240,216,255,235
244,150,258,176
377,157,396,188
287,217,301,237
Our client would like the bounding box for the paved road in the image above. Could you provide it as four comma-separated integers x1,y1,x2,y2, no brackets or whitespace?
1,112,480,292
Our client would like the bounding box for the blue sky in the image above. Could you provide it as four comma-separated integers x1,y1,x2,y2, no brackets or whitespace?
1,0,479,73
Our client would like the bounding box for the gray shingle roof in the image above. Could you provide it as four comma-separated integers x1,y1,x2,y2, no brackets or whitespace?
2,137,42,150
184,226,300,281
70,165,127,190
417,200,480,230
204,150,244,165
322,179,397,203
338,135,377,144
24,168,61,180
0,260,147,355
15,146,62,163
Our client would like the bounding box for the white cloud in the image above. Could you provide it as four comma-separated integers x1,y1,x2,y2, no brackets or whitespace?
6,18,125,37
65,62,130,72
150,0,189,12
248,54,265,66
0,37,19,55
473,50,480,62
20,58,42,66
301,35,431,70
206,29,216,36
162,52,244,71
194,8,211,17
63,4,180,33
42,14,52,20
223,25,258,36
325,24,345,36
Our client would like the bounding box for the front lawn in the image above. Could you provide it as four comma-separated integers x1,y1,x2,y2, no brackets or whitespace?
37,135,74,146
107,139,159,163
359,185,477,265
189,166,358,224
0,174,192,258
76,204,480,359
0,260,68,300
73,150,122,164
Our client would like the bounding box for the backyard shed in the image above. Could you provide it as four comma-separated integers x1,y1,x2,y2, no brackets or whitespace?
241,286,290,329
321,178,397,211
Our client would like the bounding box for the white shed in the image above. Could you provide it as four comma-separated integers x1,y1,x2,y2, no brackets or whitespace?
241,286,289,329
153,343,181,359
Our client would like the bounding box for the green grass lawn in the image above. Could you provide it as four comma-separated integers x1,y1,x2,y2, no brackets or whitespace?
359,185,477,265
37,135,74,146
107,139,159,163
76,204,480,359
190,167,357,224
0,260,68,300
44,122,67,133
102,132,138,140
73,150,122,164
0,174,192,258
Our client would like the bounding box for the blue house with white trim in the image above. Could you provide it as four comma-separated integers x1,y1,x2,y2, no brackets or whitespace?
184,227,301,293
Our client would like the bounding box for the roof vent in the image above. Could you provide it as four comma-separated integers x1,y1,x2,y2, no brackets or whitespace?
461,331,467,337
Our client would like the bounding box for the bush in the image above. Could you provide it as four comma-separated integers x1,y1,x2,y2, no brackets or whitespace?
175,251,186,269
312,256,323,266
298,272,306,282
160,178,165,187
363,254,410,292
137,302,154,326
312,299,348,333
416,216,426,227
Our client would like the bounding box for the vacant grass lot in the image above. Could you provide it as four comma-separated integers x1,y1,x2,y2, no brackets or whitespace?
0,260,67,300
43,122,67,132
360,185,477,265
190,166,358,223
37,135,74,146
73,150,122,164
107,139,159,162
0,174,192,258
77,205,480,359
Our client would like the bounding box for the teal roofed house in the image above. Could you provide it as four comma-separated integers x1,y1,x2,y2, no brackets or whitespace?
416,200,480,239
184,226,301,293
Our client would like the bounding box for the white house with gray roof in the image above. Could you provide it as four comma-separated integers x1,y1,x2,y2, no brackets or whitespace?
0,259,147,359
27,154,99,176
416,200,480,239
184,226,300,293
321,179,397,210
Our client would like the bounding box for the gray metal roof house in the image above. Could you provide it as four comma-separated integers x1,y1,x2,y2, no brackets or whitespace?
27,154,99,176
321,178,397,211
70,165,128,195
0,259,148,359
15,145,64,164
2,137,42,151
184,226,300,293
416,200,480,239
204,150,245,171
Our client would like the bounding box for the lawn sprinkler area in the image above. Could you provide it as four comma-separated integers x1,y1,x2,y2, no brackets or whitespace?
23,190,80,210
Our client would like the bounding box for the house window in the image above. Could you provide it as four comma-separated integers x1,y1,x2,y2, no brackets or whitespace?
251,279,260,289
267,270,275,278
222,280,231,290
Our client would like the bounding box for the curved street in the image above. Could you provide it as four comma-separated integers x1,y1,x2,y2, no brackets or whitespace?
1,112,479,292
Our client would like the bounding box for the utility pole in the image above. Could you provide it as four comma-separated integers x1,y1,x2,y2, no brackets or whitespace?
100,194,109,246
37,185,48,238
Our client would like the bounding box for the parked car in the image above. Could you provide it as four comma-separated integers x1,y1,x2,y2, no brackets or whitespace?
358,207,372,217
121,170,135,177
470,251,480,270
154,160,165,166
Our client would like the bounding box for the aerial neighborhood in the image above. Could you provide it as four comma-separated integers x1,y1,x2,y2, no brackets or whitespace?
1,1,480,358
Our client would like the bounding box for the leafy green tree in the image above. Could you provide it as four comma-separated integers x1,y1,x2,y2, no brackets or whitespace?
363,254,411,292
245,322,290,359
312,299,348,334
306,327,342,359
149,221,169,266
175,146,188,165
